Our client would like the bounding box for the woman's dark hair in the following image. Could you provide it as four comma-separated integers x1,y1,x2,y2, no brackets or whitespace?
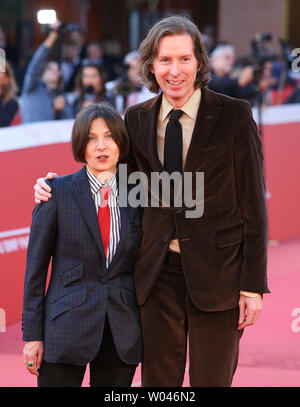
71,102,130,163
138,15,211,93
75,63,107,100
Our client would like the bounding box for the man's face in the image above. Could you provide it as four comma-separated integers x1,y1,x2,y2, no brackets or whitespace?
87,44,103,60
212,49,235,75
127,58,140,87
150,34,199,108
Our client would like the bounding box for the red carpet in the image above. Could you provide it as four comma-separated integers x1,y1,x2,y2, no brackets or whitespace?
1,238,300,387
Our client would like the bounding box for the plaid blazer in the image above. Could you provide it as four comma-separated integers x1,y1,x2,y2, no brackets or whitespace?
22,166,142,365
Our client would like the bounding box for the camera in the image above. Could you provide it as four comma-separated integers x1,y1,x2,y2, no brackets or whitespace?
37,9,81,36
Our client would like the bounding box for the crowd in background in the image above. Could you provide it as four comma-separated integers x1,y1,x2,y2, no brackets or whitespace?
0,20,299,128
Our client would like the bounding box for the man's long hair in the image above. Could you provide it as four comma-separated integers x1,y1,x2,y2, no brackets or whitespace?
138,15,211,93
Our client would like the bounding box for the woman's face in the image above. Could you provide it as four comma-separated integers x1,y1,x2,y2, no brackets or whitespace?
84,118,120,178
0,72,10,89
82,67,103,94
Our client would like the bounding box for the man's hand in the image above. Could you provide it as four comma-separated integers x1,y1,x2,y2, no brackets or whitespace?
23,341,44,376
53,95,66,112
238,66,254,87
34,172,58,204
238,294,263,330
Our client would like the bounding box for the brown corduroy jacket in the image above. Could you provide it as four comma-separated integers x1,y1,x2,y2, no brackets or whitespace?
124,87,270,312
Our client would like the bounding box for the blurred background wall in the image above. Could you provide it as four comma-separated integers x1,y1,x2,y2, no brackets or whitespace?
0,0,299,67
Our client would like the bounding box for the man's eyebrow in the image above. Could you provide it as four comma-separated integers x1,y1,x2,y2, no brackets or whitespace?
157,53,193,58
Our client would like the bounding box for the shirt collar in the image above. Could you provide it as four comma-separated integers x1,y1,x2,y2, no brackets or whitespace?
161,88,201,122
86,167,118,197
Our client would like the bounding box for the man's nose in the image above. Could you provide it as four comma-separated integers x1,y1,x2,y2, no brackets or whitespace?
170,61,181,76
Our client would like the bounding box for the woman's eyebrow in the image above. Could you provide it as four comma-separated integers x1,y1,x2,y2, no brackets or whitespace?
88,130,112,135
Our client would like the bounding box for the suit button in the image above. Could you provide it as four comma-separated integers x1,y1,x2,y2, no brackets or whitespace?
101,277,107,284
163,235,169,242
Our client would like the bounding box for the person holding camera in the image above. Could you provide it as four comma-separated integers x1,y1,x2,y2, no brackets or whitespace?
106,51,154,115
208,44,256,101
72,62,114,117
20,21,72,123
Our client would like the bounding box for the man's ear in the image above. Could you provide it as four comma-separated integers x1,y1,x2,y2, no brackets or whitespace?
150,65,154,74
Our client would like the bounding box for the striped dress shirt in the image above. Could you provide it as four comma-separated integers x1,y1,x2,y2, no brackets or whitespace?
86,167,121,268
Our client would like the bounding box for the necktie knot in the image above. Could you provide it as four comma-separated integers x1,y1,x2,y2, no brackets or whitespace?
100,185,112,207
170,109,183,121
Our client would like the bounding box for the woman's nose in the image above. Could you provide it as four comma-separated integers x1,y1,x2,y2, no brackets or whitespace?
96,138,106,149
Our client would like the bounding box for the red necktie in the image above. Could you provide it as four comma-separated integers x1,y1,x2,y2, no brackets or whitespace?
98,186,112,257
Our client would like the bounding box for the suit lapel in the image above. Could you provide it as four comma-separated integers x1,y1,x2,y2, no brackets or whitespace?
136,89,223,173
107,205,129,273
71,166,105,257
138,93,163,172
106,177,137,273
184,87,223,172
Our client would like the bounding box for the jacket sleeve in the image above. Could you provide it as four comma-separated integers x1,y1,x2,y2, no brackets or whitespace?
22,181,57,340
22,44,50,94
233,101,270,294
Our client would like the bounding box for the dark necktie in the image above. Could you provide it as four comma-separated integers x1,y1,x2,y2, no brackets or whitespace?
164,109,183,174
98,186,111,257
164,110,183,241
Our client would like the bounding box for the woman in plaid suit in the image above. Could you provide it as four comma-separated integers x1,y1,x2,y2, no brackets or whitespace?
22,103,142,387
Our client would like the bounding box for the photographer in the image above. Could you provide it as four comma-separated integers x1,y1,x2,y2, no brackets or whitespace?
285,73,300,104
107,51,154,115
20,21,72,123
72,62,114,116
208,44,256,101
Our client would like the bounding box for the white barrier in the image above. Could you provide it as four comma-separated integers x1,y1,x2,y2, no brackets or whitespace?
0,104,299,153
0,119,74,153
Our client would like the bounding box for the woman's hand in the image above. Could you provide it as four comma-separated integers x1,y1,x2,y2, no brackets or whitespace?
23,341,44,376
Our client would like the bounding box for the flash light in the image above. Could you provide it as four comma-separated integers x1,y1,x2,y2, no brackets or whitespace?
37,9,57,25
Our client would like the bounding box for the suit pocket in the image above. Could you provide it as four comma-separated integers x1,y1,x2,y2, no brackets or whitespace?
200,144,227,159
50,287,87,320
60,263,84,286
216,224,243,248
